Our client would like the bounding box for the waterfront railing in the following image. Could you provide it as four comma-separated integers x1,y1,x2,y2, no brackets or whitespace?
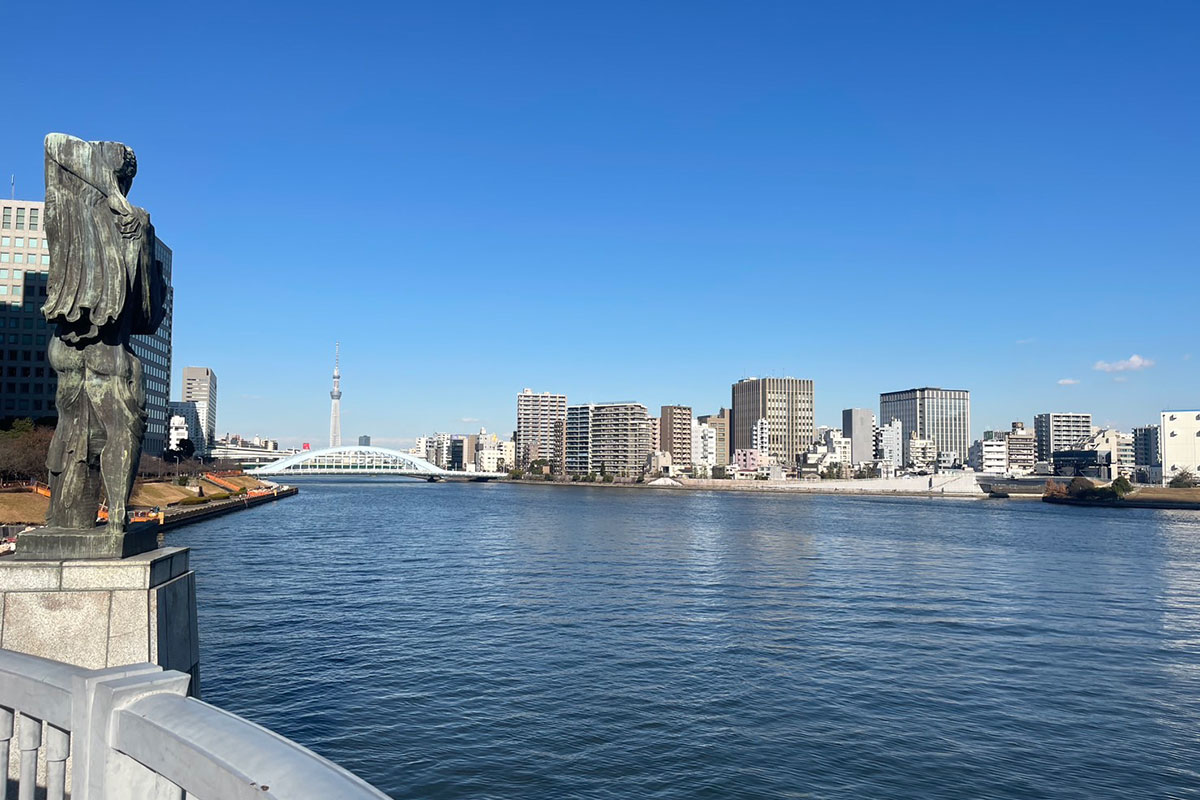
0,648,391,799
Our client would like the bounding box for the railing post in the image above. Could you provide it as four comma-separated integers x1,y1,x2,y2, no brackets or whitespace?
0,707,12,800
45,723,70,800
70,664,185,800
17,711,41,800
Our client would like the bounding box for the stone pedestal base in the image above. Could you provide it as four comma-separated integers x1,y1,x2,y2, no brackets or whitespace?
0,546,200,696
13,521,160,560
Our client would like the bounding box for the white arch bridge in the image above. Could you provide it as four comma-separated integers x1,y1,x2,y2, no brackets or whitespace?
248,445,506,481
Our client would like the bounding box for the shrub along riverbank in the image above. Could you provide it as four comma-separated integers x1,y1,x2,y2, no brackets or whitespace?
1043,476,1200,510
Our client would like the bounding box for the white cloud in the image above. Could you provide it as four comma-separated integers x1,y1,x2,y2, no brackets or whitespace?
460,417,480,423
1093,354,1155,373
1057,378,1080,385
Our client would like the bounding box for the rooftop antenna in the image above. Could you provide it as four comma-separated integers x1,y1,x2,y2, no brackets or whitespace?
9,174,13,201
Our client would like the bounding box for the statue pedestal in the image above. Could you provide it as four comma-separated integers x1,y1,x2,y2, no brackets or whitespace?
13,521,160,560
0,546,200,695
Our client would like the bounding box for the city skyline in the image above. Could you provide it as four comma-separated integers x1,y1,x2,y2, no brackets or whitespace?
2,3,1196,446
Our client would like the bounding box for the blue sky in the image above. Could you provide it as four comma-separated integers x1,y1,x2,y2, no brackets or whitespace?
3,1,1196,446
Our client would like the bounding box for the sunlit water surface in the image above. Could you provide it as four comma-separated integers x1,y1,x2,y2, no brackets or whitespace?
171,481,1200,799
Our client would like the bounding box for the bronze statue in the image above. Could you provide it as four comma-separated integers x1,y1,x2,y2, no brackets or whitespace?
17,133,165,559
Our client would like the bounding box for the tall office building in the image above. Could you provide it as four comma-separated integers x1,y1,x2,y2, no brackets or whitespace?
516,388,567,467
358,435,371,447
841,408,876,466
697,408,731,466
130,237,173,456
565,402,652,477
731,377,815,467
182,367,218,456
879,387,971,466
1033,412,1092,462
659,405,693,471
1,199,173,455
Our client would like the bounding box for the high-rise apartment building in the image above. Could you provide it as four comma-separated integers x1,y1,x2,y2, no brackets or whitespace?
697,408,730,466
565,405,594,476
879,388,971,466
516,388,567,467
731,377,815,467
182,367,218,456
565,402,652,477
1133,425,1161,468
1,199,174,455
1033,413,1092,462
841,408,876,466
358,435,371,447
659,405,693,471
1160,410,1200,485
875,418,903,468
691,419,718,475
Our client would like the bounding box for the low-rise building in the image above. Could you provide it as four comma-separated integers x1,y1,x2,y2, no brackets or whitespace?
1006,423,1037,475
1073,429,1135,477
823,431,852,465
908,434,937,469
734,448,768,472
647,450,673,476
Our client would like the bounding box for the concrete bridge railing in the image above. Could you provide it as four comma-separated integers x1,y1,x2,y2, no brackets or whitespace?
0,648,390,800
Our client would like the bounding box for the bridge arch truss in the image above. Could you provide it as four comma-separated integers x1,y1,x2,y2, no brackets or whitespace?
248,445,502,480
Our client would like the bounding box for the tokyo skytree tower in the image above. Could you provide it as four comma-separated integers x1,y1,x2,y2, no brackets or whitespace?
329,342,342,448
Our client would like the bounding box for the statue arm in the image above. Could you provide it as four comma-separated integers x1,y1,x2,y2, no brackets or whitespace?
44,133,144,240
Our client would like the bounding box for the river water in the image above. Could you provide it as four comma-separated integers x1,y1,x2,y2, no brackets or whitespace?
171,480,1200,799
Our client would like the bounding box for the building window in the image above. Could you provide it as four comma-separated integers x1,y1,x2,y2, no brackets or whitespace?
29,209,38,231
0,237,7,246
15,209,24,230
41,255,49,265
12,254,22,264
14,238,22,248
1,208,10,229
26,238,36,248
0,254,9,263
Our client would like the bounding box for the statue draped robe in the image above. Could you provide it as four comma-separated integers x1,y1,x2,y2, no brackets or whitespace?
41,133,165,532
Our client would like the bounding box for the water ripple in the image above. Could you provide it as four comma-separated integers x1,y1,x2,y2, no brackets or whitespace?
171,482,1200,799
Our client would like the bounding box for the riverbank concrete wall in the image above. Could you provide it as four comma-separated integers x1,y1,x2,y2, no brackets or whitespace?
678,473,986,496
